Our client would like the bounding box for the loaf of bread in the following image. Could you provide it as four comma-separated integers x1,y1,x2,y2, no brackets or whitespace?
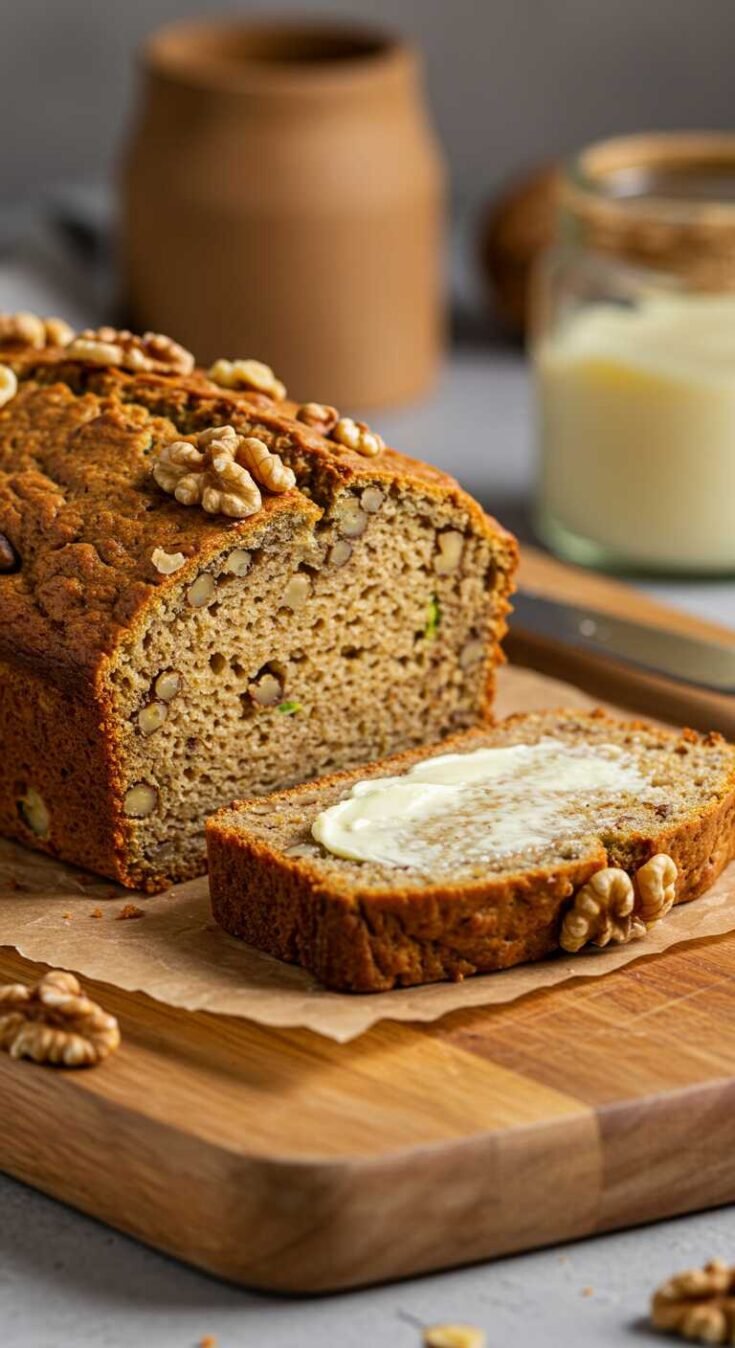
207,709,735,991
0,318,517,891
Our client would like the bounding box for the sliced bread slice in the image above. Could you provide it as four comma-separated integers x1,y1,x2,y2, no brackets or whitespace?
207,709,735,992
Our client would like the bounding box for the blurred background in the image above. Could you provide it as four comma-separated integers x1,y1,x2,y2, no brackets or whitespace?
3,0,735,211
2,0,735,602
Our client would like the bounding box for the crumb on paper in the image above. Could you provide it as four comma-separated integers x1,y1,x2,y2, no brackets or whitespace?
199,1337,218,1348
581,1286,594,1297
116,904,145,921
89,908,103,919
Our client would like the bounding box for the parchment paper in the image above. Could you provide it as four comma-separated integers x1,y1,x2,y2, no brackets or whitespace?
1,665,733,1043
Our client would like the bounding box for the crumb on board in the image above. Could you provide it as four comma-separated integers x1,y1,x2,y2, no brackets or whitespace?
116,904,145,921
62,911,73,920
89,908,104,919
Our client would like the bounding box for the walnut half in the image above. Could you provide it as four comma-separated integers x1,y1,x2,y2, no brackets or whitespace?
560,867,645,953
331,416,384,458
0,969,120,1068
66,327,194,375
0,363,18,409
635,853,678,924
651,1259,735,1344
152,424,295,519
208,357,286,401
0,311,75,350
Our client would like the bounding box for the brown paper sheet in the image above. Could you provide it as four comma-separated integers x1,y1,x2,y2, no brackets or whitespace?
1,666,733,1043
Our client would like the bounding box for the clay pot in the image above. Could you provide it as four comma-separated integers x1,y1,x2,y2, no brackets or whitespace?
121,18,446,408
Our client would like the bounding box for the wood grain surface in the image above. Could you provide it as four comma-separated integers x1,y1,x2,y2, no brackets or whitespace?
1,554,734,1293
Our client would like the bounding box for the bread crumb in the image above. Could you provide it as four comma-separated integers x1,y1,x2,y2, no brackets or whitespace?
423,1326,486,1348
581,1287,594,1297
116,904,145,921
199,1337,218,1348
62,911,73,920
89,908,104,919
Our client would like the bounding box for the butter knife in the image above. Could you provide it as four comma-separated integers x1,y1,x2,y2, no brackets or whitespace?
511,590,735,695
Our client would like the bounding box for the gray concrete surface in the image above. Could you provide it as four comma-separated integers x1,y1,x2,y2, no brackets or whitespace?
3,1169,735,1348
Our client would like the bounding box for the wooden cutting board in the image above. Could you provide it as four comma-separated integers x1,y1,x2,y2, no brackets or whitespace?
2,547,735,1294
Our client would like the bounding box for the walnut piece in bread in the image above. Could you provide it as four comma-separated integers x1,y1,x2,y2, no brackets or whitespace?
0,320,517,891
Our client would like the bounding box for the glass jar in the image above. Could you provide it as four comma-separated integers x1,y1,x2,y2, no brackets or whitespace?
533,133,735,575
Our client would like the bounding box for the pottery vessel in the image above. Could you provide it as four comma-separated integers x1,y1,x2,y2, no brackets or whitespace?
121,18,446,408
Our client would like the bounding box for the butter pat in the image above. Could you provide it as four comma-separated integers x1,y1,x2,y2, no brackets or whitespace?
537,295,735,571
312,739,655,870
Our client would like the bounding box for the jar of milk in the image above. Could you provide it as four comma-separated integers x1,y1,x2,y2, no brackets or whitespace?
533,133,735,575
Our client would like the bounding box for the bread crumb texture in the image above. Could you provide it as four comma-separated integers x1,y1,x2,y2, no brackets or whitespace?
208,709,735,991
0,316,517,891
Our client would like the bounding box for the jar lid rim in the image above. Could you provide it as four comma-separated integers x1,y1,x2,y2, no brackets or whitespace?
143,17,417,95
567,132,735,220
561,135,735,284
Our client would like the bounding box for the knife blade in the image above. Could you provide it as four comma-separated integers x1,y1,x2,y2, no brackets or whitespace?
511,590,735,695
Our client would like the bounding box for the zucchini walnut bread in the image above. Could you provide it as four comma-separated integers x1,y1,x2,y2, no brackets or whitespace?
208,710,735,991
0,318,517,891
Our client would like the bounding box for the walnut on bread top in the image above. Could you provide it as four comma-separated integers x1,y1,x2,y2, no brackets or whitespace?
0,312,386,464
0,364,17,409
66,327,195,375
152,423,296,519
208,357,287,402
0,312,196,375
0,311,74,350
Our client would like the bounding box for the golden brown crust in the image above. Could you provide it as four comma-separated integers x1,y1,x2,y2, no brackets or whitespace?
0,334,517,889
207,711,735,992
0,347,516,686
0,657,128,881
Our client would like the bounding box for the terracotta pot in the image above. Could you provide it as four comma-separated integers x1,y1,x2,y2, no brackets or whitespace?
120,18,446,408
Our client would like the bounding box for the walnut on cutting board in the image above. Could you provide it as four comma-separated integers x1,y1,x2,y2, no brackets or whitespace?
0,969,120,1067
